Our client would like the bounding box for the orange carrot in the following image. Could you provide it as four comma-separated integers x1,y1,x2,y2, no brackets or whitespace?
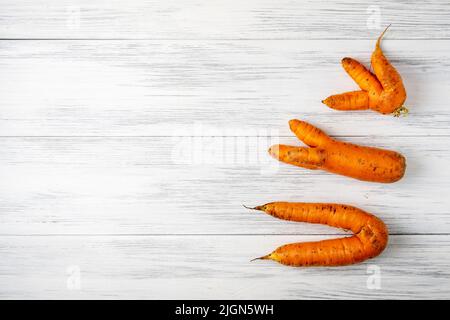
322,90,369,111
322,26,407,115
371,26,407,115
342,57,382,94
247,202,388,267
323,58,382,111
269,119,406,183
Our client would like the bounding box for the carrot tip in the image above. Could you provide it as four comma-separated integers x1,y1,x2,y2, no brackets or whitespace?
250,254,271,262
377,24,392,47
288,119,297,128
341,57,351,63
243,204,264,211
268,145,279,158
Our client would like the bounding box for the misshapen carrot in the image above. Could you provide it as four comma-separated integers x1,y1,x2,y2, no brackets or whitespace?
269,119,406,183
371,26,407,115
323,58,382,111
248,202,388,267
323,26,407,115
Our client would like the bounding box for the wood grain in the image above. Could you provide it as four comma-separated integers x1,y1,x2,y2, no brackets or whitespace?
0,0,449,39
0,235,449,299
1,136,449,235
1,40,450,137
1,0,450,300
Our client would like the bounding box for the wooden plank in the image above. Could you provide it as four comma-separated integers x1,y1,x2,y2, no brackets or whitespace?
1,136,449,235
1,40,450,137
0,235,448,299
0,0,449,39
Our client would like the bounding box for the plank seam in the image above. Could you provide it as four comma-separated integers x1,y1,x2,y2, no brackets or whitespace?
0,135,448,138
0,233,447,237
2,38,450,41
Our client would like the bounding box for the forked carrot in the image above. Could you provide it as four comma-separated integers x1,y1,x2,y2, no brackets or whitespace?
247,202,388,267
323,58,382,111
323,26,407,115
269,119,406,183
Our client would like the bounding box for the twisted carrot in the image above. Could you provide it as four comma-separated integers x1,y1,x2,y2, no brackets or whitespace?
323,26,407,115
248,202,388,267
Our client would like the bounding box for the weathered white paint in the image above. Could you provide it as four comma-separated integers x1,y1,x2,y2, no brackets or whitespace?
0,0,449,39
0,0,449,299
0,235,449,299
0,40,449,136
0,136,449,235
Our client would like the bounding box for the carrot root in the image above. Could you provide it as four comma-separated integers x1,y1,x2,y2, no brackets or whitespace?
250,255,271,262
246,202,389,267
322,25,407,115
376,24,392,49
269,119,406,183
322,90,370,111
268,145,324,170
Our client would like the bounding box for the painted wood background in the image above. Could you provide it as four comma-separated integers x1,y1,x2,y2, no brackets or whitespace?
1,0,450,299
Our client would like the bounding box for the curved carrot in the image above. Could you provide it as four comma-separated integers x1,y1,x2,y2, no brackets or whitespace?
248,202,388,267
371,26,407,115
322,26,407,115
269,119,406,183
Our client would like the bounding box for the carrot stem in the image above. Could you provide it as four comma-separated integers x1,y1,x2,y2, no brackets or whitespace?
393,106,409,117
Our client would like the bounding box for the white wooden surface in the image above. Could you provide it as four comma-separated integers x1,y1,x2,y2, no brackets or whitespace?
1,0,450,299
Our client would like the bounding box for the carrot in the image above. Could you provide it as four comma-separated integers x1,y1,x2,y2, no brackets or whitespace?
342,57,382,94
268,119,406,183
323,58,382,111
322,90,370,111
322,26,407,115
371,26,407,115
247,202,388,267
